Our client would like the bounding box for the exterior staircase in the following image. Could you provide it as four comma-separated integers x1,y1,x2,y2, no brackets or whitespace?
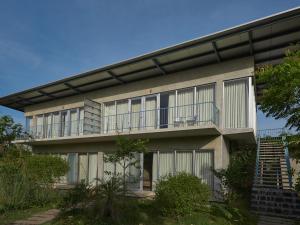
251,129,300,223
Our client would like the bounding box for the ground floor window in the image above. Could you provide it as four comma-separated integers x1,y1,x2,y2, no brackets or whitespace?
152,150,214,189
57,152,99,185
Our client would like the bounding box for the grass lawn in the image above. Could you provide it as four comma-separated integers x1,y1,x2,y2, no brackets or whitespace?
48,198,257,225
0,206,52,225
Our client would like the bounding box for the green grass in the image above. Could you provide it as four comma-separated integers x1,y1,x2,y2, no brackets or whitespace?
0,206,52,225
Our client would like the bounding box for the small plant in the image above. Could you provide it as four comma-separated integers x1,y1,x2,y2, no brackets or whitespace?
94,176,123,220
154,172,211,218
60,181,92,210
104,136,148,195
0,147,68,210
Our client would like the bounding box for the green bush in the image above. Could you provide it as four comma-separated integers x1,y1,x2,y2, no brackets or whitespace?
154,172,211,218
0,147,68,210
214,146,256,200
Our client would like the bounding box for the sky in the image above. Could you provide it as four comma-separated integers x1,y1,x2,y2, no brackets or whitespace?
0,0,298,129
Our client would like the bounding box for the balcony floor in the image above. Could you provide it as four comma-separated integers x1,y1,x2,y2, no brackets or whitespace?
15,125,221,145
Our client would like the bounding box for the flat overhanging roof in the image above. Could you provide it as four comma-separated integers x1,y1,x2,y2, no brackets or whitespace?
1,7,300,112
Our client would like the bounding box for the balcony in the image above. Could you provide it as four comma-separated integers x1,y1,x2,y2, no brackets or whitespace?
17,102,219,142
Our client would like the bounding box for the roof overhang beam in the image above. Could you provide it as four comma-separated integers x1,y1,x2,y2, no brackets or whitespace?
64,83,82,94
152,58,167,75
212,41,222,62
107,71,126,84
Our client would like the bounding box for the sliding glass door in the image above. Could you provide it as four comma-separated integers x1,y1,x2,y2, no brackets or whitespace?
224,78,249,128
131,98,142,131
196,84,215,125
116,100,129,132
104,102,116,133
145,96,157,130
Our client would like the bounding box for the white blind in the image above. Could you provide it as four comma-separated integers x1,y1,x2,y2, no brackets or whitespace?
88,153,98,186
131,99,142,131
194,151,213,187
104,102,116,133
116,100,129,132
145,97,157,130
78,154,88,183
196,85,215,124
177,89,194,119
176,151,193,174
224,79,248,128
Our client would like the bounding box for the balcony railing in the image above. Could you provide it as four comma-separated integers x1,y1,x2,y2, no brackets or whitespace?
17,102,219,140
103,102,219,133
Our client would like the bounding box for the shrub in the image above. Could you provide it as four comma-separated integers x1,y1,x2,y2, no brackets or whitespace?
154,172,211,218
214,146,256,200
60,181,92,210
0,147,68,210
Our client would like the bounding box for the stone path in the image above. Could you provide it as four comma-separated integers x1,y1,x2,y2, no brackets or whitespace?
10,209,60,225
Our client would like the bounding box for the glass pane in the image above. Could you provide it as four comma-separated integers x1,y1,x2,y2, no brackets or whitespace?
131,99,142,131
78,154,88,183
194,151,213,188
88,153,98,185
159,152,174,177
145,97,157,130
67,153,78,184
176,151,193,174
224,79,248,128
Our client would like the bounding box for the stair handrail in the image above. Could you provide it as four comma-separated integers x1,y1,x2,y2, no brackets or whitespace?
255,135,261,181
282,135,293,188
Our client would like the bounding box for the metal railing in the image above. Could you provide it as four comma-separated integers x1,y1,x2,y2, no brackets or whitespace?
17,102,219,140
102,102,219,133
17,119,84,140
255,128,293,189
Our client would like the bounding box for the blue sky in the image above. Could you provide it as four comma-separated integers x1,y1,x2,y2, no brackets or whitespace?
0,0,298,129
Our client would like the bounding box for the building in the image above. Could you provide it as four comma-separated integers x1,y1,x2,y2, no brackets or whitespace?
0,7,299,194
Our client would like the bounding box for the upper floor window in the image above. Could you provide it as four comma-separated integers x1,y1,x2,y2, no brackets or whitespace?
224,78,249,128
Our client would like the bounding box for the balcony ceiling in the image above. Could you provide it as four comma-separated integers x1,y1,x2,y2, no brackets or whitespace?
1,7,300,111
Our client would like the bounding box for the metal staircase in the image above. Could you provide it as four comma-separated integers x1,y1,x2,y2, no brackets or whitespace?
251,129,300,221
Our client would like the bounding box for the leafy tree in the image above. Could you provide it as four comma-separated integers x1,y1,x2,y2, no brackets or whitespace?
0,115,23,152
256,49,300,131
104,136,148,195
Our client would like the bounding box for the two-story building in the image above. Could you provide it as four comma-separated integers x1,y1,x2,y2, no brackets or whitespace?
0,7,299,193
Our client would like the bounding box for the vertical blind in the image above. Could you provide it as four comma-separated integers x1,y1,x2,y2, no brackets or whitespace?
176,151,193,174
70,110,78,136
152,150,213,188
224,79,248,128
131,99,142,131
78,154,88,183
194,151,213,187
196,85,214,124
67,153,78,184
116,100,129,132
145,97,157,130
88,153,98,185
36,116,43,138
177,89,194,120
104,102,116,133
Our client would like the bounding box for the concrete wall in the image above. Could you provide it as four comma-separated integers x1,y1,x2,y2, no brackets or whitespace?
24,57,254,121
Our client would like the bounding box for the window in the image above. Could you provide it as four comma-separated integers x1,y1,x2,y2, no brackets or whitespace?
152,150,214,188
52,112,60,137
44,114,52,138
196,84,215,124
25,117,34,135
78,154,88,183
116,100,129,132
104,102,116,133
224,78,249,128
36,115,44,138
88,153,98,185
67,153,78,184
145,96,157,130
131,98,142,130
